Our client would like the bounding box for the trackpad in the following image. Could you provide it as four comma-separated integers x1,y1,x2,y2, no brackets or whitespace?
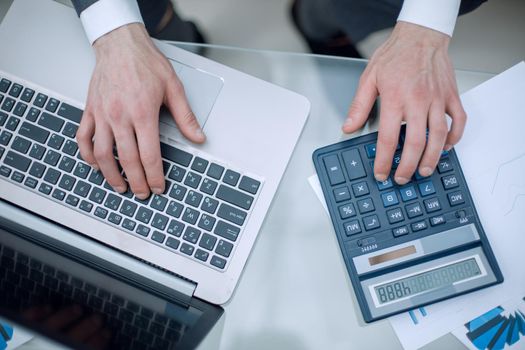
160,59,224,129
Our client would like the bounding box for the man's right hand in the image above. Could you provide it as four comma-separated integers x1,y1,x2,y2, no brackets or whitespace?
77,23,205,199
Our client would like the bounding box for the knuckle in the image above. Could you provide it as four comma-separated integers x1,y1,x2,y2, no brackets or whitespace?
93,145,113,163
405,136,426,150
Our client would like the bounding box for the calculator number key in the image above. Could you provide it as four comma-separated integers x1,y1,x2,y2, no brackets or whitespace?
399,185,418,202
381,191,399,207
418,181,436,197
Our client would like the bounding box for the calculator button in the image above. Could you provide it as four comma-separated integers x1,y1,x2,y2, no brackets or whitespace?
393,226,409,237
344,220,361,236
418,181,436,197
405,202,424,218
411,220,428,231
339,203,356,219
423,197,441,213
442,174,459,190
399,185,418,201
387,207,404,224
323,155,345,185
333,186,351,202
430,215,446,226
363,215,380,231
350,181,368,198
341,149,366,180
437,159,453,173
357,197,375,214
365,143,376,158
448,191,465,206
392,153,401,169
381,191,399,207
376,177,394,191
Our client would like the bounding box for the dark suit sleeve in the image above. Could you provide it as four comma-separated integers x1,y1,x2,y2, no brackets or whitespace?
71,0,99,16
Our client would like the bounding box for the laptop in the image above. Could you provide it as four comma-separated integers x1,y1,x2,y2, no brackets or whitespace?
0,0,309,346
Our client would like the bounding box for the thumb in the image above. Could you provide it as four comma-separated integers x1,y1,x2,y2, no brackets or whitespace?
343,71,378,133
164,73,206,144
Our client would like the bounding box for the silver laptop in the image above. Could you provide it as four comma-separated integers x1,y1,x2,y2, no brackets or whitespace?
0,0,309,319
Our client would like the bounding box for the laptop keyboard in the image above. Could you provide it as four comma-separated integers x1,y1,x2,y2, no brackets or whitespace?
0,73,263,272
0,243,186,349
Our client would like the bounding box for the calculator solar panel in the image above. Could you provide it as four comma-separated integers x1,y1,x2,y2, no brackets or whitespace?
313,126,503,322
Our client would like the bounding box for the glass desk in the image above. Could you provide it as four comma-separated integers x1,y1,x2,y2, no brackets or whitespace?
171,43,493,350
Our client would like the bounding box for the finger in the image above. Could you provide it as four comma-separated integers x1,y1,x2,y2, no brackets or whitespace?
343,69,378,133
374,100,402,181
444,94,467,150
93,122,127,193
85,329,112,350
67,314,104,342
114,125,151,199
77,109,98,170
164,73,206,143
23,305,53,321
135,120,165,195
44,305,83,331
419,102,448,176
395,111,428,184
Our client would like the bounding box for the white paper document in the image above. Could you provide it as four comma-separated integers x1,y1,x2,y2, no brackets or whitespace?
308,62,525,349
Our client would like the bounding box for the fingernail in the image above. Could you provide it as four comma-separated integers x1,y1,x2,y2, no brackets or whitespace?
420,167,433,177
136,192,149,200
91,163,99,171
115,185,127,193
152,187,163,195
395,176,409,185
444,144,452,151
375,173,387,182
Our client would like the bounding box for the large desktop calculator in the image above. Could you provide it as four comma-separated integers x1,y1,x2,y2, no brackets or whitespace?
313,127,503,322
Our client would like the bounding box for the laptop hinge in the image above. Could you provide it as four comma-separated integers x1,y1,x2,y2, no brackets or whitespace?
0,200,197,305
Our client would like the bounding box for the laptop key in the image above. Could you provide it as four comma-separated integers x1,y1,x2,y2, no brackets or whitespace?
223,169,240,186
1,97,15,112
21,88,34,102
8,83,23,98
166,219,184,237
108,212,123,225
183,227,201,244
6,116,20,131
88,170,104,185
45,98,59,113
19,122,50,144
184,172,202,189
214,220,240,242
47,133,65,150
151,231,166,243
122,218,136,231
217,203,247,226
0,111,7,126
0,165,11,177
57,103,82,123
13,102,27,117
185,190,203,207
216,240,233,258
11,136,31,154
62,122,78,138
73,180,91,198
216,184,254,210
29,162,46,178
0,78,10,93
207,163,224,180
168,165,186,182
200,178,218,195
197,214,215,232
201,196,219,214
136,224,150,237
168,183,187,200
199,233,217,250
65,194,80,207
105,194,122,211
165,237,180,250
58,174,76,191
120,200,138,217
151,213,169,230
38,183,52,195
24,177,38,189
239,176,260,194
182,207,199,225
63,140,78,156
160,143,192,167
136,206,153,224
210,256,226,269
94,207,108,219
180,243,195,256
150,194,168,211
0,130,12,145
73,162,90,179
79,200,93,213
4,151,31,172
29,144,46,160
27,107,40,122
89,187,106,204
11,170,24,183
38,112,64,132
52,188,66,201
43,168,61,184
195,249,209,262
44,150,61,166
34,93,47,108
191,157,209,173
166,201,183,218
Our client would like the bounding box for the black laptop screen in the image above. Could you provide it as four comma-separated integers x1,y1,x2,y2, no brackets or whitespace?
0,223,222,350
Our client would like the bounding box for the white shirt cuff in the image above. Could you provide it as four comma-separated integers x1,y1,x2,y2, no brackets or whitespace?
80,0,144,45
397,0,461,37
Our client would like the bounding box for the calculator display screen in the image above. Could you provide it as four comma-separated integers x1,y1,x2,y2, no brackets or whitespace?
373,258,481,305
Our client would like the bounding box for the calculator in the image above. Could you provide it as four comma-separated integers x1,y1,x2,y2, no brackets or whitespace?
313,126,503,322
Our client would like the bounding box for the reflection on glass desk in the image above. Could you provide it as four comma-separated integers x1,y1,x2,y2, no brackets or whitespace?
171,43,493,350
